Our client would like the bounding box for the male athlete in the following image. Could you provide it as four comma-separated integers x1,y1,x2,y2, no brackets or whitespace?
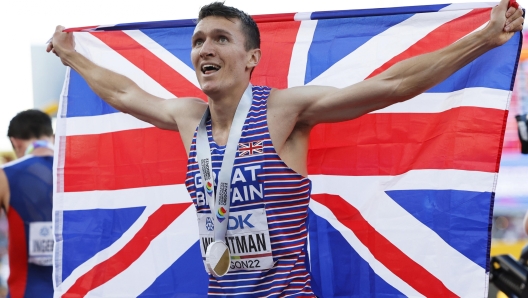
0,110,54,298
48,1,524,296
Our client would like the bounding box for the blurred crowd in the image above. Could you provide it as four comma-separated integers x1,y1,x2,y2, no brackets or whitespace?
0,153,12,298
0,152,15,298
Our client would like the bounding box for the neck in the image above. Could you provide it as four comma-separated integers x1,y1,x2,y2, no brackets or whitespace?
207,83,249,144
24,139,54,157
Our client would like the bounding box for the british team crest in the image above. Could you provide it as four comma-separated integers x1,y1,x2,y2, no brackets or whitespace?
238,141,264,156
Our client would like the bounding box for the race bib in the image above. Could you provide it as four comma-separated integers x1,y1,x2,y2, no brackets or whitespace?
28,221,53,266
198,208,274,273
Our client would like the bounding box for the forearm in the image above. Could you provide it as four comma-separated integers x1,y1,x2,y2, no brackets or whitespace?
60,50,139,113
52,36,185,132
381,29,496,102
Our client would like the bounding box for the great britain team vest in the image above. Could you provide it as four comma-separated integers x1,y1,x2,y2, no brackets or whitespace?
185,86,316,297
3,155,54,298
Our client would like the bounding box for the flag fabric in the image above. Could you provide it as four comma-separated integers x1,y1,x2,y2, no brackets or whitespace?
53,3,521,297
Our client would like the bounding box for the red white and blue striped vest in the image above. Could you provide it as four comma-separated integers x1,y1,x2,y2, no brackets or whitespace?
186,85,315,297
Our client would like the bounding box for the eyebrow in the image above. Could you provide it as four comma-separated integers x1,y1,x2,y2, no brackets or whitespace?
192,28,233,39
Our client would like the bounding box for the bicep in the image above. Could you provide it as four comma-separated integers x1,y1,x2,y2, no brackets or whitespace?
120,87,205,133
295,77,399,126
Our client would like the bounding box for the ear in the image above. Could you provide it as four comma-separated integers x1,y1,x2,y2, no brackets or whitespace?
10,137,20,150
246,48,262,70
9,137,26,159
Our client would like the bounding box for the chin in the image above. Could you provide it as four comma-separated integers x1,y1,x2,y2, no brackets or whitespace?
200,82,221,98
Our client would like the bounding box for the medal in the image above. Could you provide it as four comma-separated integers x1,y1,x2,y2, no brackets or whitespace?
205,241,231,277
197,84,253,276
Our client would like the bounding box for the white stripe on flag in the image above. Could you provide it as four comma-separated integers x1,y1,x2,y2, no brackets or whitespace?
64,112,154,136
309,199,425,298
56,202,197,294
56,204,160,293
60,184,190,211
308,8,472,87
373,87,509,113
288,19,318,88
294,12,312,21
439,2,496,11
320,169,496,193
85,206,198,297
61,87,507,136
124,30,201,89
310,169,491,296
74,32,176,99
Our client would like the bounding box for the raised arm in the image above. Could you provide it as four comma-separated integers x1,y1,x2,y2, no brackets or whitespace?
47,26,206,139
276,0,524,127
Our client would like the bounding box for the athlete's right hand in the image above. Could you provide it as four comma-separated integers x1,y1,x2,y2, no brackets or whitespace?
46,25,75,66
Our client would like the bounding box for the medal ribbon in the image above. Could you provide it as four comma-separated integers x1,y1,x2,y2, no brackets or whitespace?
196,84,253,242
25,140,54,156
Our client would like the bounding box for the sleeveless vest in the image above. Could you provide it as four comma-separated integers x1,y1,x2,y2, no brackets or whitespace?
185,86,315,297
3,155,54,298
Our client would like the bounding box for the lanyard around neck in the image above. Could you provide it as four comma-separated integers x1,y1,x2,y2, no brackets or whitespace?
25,140,54,156
196,84,253,242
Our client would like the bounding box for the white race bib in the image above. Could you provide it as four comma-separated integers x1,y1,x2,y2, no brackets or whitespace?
198,208,274,273
28,221,53,266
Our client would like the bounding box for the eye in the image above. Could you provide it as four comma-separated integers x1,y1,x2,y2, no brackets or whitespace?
218,36,228,43
193,39,204,47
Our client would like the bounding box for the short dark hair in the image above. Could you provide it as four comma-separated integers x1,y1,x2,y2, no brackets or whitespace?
8,109,53,140
198,2,260,51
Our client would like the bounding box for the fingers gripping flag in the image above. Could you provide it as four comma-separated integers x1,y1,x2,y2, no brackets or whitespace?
53,3,521,297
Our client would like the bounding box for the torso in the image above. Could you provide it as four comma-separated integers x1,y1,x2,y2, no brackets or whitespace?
185,86,315,297
2,155,54,298
180,87,312,177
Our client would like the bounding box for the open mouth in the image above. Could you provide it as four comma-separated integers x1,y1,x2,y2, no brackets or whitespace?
201,64,221,74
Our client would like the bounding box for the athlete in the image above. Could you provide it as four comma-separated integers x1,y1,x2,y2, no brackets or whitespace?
0,110,54,298
47,1,524,296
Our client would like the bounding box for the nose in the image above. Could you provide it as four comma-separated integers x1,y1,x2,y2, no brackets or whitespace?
199,39,215,58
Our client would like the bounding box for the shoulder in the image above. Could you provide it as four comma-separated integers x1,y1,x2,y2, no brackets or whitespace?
171,97,207,123
165,96,207,112
153,96,207,132
268,85,337,104
267,85,338,121
2,155,34,170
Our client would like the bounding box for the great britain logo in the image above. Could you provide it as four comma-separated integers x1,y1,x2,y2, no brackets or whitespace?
205,181,213,195
216,207,227,223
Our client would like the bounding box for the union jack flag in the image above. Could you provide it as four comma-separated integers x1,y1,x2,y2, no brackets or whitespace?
238,141,264,156
53,3,521,297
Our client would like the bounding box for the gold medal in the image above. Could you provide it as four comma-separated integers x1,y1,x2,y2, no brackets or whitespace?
205,241,231,277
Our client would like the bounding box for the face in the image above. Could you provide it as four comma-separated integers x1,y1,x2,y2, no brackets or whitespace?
191,16,260,98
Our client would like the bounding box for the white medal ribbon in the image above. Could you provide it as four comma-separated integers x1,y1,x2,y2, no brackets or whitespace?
196,84,253,276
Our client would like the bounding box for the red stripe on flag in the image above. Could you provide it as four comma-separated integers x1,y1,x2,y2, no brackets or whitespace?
308,107,506,175
7,209,28,298
494,110,509,173
251,20,302,88
64,25,100,32
253,13,296,23
62,107,505,192
312,194,458,297
62,203,191,298
91,31,206,100
63,127,187,192
366,8,491,79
